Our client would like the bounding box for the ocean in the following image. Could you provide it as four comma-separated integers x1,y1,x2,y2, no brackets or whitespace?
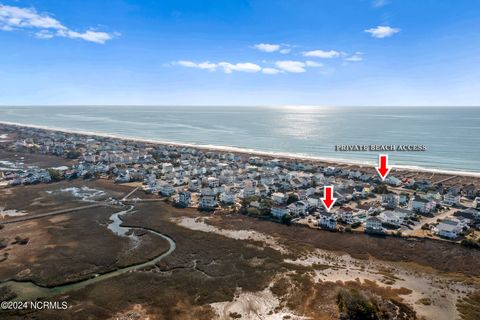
0,106,479,174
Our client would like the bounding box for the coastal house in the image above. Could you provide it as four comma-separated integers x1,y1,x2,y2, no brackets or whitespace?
177,191,192,207
379,210,402,227
365,217,384,233
337,207,354,225
307,194,321,208
159,182,175,196
385,176,402,187
382,193,399,209
219,191,236,204
318,212,337,230
434,219,464,239
443,192,461,206
271,206,290,219
411,197,436,214
464,184,477,199
287,201,308,216
188,179,201,192
199,195,217,210
399,194,409,206
241,186,257,199
272,192,286,205
473,197,480,209
455,208,480,221
207,177,220,188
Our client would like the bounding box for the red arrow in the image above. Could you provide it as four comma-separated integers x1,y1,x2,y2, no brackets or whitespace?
321,186,337,212
375,154,392,181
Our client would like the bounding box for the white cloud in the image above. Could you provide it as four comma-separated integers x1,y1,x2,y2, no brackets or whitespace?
34,29,54,39
302,50,343,58
262,68,281,75
218,62,262,73
175,59,323,74
345,52,363,62
305,60,323,67
372,0,390,8
176,61,262,73
253,43,281,53
365,25,400,38
58,29,113,44
0,4,116,43
275,60,306,73
177,60,217,71
253,43,292,54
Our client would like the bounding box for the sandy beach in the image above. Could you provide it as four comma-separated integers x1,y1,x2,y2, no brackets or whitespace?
1,121,480,181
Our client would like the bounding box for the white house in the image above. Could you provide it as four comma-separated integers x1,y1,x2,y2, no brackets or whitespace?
365,217,383,233
207,177,220,188
385,176,402,186
379,210,402,227
271,192,286,204
242,187,256,199
443,193,461,206
287,201,308,216
159,182,175,196
474,197,480,209
199,195,217,209
338,208,354,225
177,191,192,206
188,179,201,192
271,206,290,219
435,219,462,239
307,195,321,208
318,213,337,230
162,163,174,173
220,191,236,204
382,194,399,209
411,197,436,214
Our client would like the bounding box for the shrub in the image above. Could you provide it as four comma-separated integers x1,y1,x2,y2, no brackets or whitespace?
337,289,378,320
461,239,480,249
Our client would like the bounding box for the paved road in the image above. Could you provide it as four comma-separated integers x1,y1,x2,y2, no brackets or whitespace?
1,203,102,224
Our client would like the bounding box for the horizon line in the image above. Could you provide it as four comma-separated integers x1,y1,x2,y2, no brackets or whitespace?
1,105,480,108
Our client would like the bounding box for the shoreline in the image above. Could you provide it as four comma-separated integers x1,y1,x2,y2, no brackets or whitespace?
1,120,479,178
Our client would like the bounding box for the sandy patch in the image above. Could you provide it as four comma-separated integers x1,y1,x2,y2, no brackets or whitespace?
210,286,307,320
172,217,288,254
286,249,474,320
0,207,28,219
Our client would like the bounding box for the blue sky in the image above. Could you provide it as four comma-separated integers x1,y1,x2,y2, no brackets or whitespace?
1,0,480,106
